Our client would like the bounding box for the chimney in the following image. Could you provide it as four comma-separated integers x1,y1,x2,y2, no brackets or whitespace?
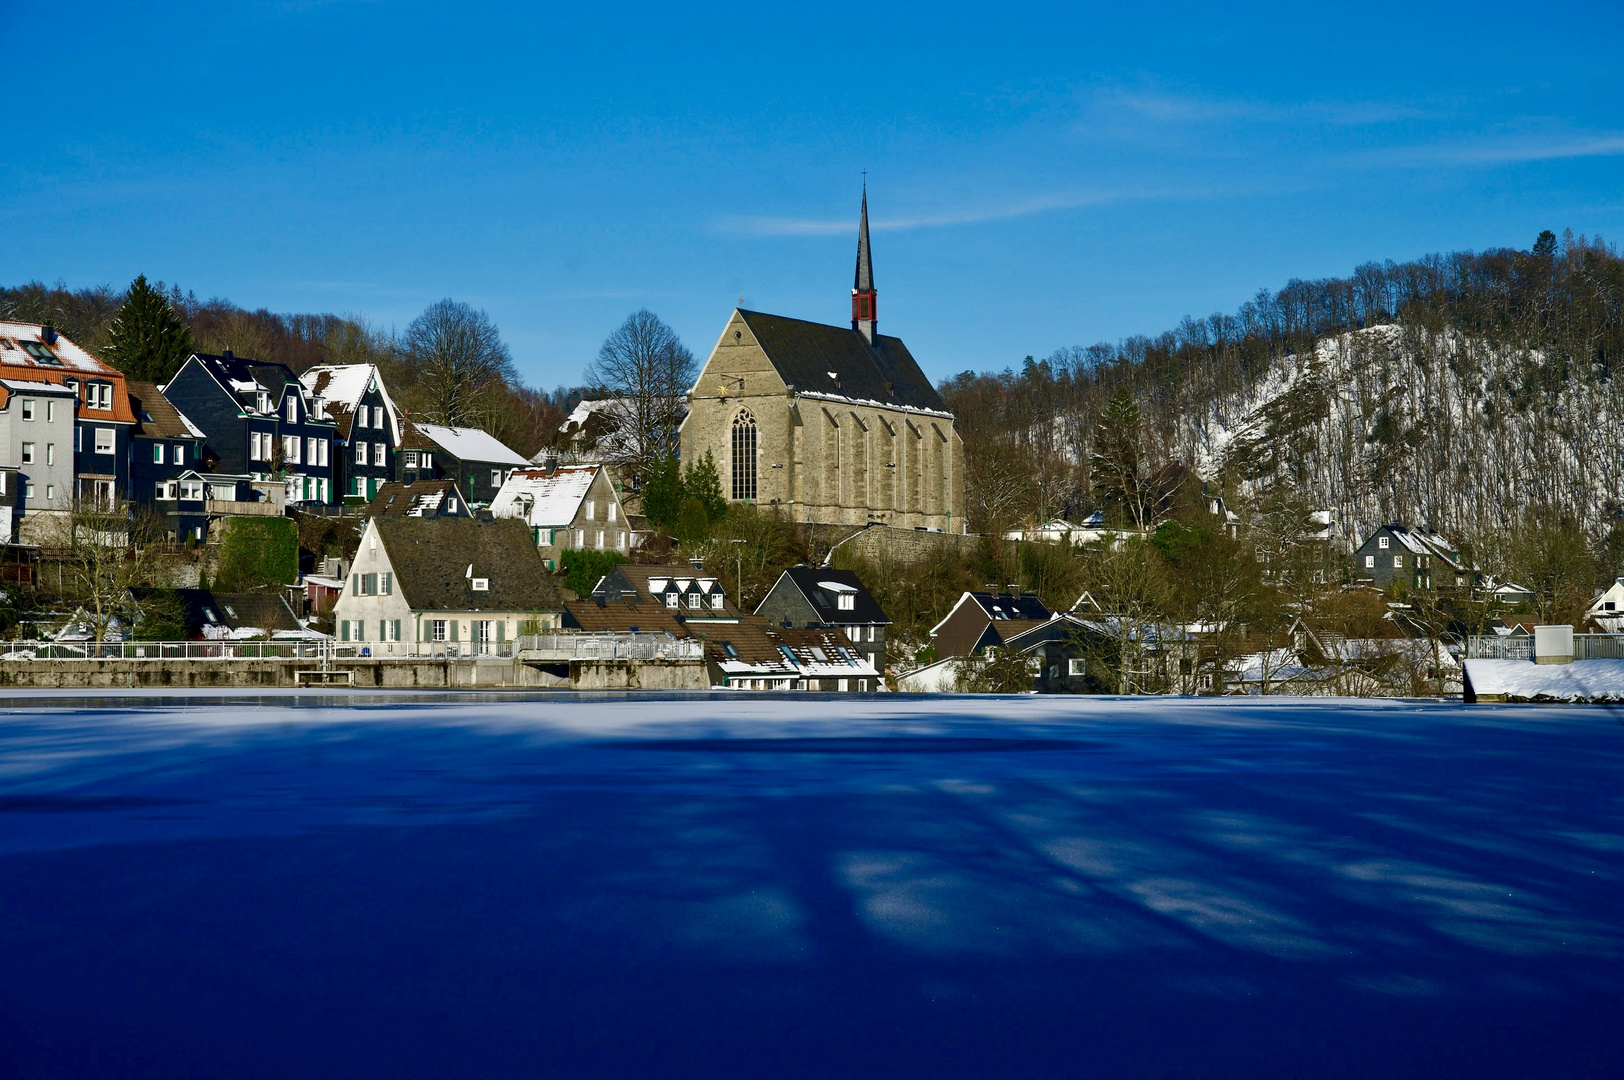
544,455,558,477
222,348,233,360
40,324,57,345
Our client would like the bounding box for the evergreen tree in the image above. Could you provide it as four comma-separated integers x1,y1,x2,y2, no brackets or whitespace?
103,275,193,382
1089,388,1147,527
682,451,727,523
641,455,684,531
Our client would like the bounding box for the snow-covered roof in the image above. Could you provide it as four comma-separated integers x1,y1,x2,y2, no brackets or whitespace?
412,423,528,466
299,364,403,444
2,378,77,394
0,322,122,375
489,465,601,527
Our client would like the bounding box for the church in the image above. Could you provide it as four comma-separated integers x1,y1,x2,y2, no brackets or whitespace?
681,190,965,533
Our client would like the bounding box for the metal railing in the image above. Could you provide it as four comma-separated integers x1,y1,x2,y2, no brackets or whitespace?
409,641,515,659
0,640,356,661
1467,633,1624,660
518,631,704,661
1466,636,1534,660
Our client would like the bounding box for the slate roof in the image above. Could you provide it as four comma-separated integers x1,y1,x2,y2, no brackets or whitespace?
212,592,303,633
770,565,890,625
186,351,299,406
127,380,205,440
736,310,947,414
365,480,468,518
598,563,747,617
563,599,689,636
373,517,564,613
697,615,877,678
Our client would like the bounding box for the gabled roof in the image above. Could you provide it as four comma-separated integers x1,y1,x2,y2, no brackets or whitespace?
928,591,1052,639
766,565,890,625
299,364,402,443
365,480,468,518
563,599,689,636
182,351,299,406
212,591,303,634
600,564,747,617
1364,524,1471,570
371,517,564,613
407,422,528,466
490,465,601,527
127,380,205,440
0,321,122,375
733,309,947,415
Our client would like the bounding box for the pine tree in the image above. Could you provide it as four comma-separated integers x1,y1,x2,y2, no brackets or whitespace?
641,455,684,530
1090,388,1147,528
103,275,193,383
683,451,727,523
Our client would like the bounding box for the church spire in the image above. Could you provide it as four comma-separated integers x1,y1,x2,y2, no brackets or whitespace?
851,183,877,343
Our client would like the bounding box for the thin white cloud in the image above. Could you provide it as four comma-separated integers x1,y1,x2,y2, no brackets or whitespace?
1362,132,1624,166
718,189,1156,237
1095,86,1432,127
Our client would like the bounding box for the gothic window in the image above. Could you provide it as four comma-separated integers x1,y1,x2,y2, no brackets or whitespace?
731,408,757,501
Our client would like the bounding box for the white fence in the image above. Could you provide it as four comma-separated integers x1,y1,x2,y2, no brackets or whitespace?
1,640,354,661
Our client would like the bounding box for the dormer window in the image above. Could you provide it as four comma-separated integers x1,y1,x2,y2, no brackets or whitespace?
710,594,723,610
22,342,61,365
838,594,855,611
286,397,298,423
258,393,272,414
687,592,700,609
664,593,678,609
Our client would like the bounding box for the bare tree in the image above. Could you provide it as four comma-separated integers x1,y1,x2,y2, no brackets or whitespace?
403,299,517,428
584,310,695,486
41,500,169,642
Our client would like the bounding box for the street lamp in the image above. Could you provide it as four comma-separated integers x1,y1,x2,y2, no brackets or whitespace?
729,538,746,609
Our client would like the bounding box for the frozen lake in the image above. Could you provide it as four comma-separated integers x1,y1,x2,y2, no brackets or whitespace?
0,692,1619,1078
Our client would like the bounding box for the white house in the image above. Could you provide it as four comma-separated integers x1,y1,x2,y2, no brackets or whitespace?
489,462,634,571
332,516,566,655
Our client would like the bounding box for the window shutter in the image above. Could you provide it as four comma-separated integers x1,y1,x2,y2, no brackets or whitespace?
352,574,360,594
496,621,505,643
393,619,402,642
450,620,459,642
341,620,350,642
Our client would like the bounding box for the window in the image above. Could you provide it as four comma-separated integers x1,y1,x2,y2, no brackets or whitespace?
381,572,392,595
664,592,678,609
380,620,401,642
22,341,60,364
180,480,204,500
287,397,298,423
711,594,723,610
153,444,165,464
447,497,458,512
45,443,54,466
174,445,185,465
403,450,417,468
431,619,448,642
687,592,700,609
608,503,618,523
352,619,365,642
283,435,301,464
357,442,368,464
595,530,605,548
369,443,382,467
492,469,503,489
837,594,855,611
1069,659,1087,676
731,408,757,500
1393,555,1403,568
250,432,263,461
46,400,55,422
585,500,595,521
95,428,114,454
258,392,272,414
1378,536,1390,549
471,578,489,591
45,484,54,501
98,384,112,409
20,399,34,421
1365,555,1375,568
25,483,34,499
575,528,584,548
156,481,176,500
307,437,320,464
20,442,33,464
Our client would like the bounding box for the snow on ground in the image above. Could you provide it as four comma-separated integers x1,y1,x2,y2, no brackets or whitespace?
1465,657,1624,701
0,693,1618,1077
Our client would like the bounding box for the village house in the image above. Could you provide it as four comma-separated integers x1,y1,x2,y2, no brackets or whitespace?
592,563,744,623
755,565,890,673
363,479,471,521
928,590,1054,659
126,380,210,538
333,517,566,656
1584,577,1624,632
1,322,137,532
0,373,76,542
152,471,280,542
1352,525,1476,591
398,421,528,508
680,189,964,532
299,364,403,502
161,350,338,506
489,462,633,570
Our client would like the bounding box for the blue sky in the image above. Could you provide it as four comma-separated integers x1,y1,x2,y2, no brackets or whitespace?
5,2,1622,388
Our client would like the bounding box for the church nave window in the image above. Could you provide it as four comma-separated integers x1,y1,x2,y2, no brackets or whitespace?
731,409,757,501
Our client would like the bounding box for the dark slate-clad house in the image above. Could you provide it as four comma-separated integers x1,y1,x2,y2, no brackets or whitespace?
153,471,274,542
756,565,891,673
399,421,529,508
162,350,338,506
299,364,402,502
1352,525,1476,591
126,380,207,534
929,590,1053,659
